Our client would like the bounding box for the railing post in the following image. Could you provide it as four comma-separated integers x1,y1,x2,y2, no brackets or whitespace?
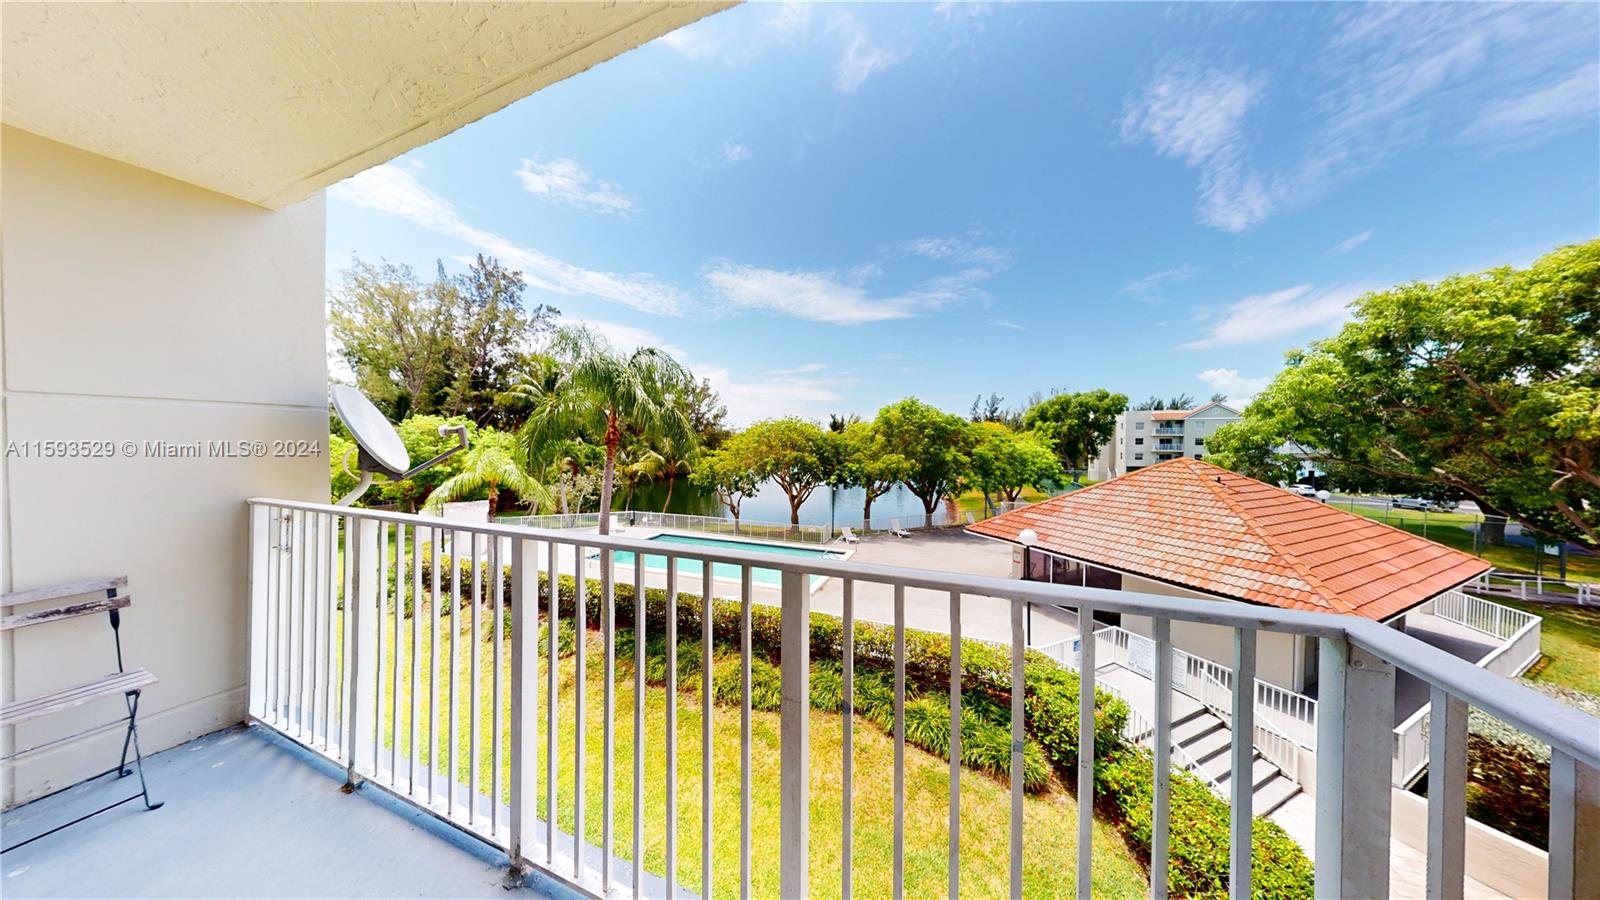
1548,752,1600,900
247,504,271,721
1315,638,1394,898
508,537,537,875
779,569,810,899
1425,690,1467,900
346,516,380,786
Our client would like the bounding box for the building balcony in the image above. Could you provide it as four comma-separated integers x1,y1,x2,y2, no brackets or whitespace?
1154,425,1184,435
4,500,1596,900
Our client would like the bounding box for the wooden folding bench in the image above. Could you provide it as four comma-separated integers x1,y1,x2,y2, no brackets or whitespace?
2,576,163,852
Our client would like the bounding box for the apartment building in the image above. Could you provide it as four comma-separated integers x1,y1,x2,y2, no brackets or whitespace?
1089,401,1241,480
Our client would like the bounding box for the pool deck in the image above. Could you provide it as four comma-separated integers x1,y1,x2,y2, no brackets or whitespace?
541,525,1078,647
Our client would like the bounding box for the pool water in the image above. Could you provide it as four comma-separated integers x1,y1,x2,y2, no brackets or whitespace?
603,533,841,587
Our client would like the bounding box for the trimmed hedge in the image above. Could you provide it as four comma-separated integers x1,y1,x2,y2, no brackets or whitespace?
423,555,1314,896
1099,746,1313,898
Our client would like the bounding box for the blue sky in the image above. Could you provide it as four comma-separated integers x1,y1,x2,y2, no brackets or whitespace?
327,2,1600,424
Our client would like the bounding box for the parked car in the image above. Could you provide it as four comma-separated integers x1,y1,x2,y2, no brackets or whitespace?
1391,496,1458,512
1289,484,1318,498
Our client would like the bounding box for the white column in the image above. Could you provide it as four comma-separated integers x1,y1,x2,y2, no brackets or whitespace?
347,517,380,783
1314,638,1395,899
779,569,810,899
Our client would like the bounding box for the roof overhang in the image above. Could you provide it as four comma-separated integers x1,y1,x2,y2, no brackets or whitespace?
2,2,733,209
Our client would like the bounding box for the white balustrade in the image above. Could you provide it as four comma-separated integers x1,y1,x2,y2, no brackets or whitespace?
247,499,1600,900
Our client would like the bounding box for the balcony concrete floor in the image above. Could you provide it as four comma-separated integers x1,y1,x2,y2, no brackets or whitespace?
1,726,570,899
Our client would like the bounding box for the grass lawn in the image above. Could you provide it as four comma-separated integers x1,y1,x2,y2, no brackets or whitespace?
1493,598,1600,697
369,606,1148,898
956,484,1088,519
1341,503,1600,583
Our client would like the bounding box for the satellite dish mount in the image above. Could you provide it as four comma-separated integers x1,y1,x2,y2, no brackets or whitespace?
331,384,469,506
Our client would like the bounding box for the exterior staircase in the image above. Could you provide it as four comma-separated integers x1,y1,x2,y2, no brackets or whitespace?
1167,705,1302,816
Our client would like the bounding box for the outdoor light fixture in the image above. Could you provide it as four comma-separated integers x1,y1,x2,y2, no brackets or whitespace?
331,384,468,506
1019,528,1038,546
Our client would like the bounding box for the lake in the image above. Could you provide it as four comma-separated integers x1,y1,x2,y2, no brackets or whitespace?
617,478,958,529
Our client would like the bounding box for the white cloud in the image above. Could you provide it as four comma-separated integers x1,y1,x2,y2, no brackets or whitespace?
1327,230,1373,257
655,2,813,64
1465,61,1600,143
703,234,1008,325
831,11,900,93
702,264,919,325
898,236,1010,266
1122,5,1599,232
330,163,684,315
1196,368,1273,406
1122,263,1200,300
1120,60,1272,232
515,158,634,217
568,319,687,361
722,140,751,163
659,4,895,93
991,320,1024,331
574,318,845,425
1179,283,1366,350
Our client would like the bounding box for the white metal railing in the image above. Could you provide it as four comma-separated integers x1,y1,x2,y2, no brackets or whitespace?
1393,593,1545,785
247,498,1600,900
1394,705,1431,787
499,510,835,544
1424,589,1543,678
1470,570,1594,605
1429,589,1541,642
1071,624,1320,751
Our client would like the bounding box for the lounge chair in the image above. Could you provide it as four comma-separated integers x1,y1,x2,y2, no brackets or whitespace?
839,527,860,544
889,519,912,539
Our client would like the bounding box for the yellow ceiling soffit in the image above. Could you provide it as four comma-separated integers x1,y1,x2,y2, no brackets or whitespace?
1,2,736,209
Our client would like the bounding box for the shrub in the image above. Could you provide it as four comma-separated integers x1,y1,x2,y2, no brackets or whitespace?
1463,734,1549,848
418,556,1314,892
1097,746,1313,898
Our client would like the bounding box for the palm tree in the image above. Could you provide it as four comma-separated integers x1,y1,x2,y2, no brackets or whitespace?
614,442,666,511
423,445,552,518
512,326,694,535
652,433,695,512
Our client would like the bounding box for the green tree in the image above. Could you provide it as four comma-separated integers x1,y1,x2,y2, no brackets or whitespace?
329,259,454,420
511,326,694,535
876,399,975,526
835,421,912,528
331,255,558,425
613,441,667,511
680,376,731,450
329,433,359,503
691,448,761,530
371,415,475,511
1132,394,1196,411
422,438,552,518
720,418,835,526
440,254,557,427
969,424,1065,514
1230,240,1600,546
1022,389,1129,472
1206,419,1302,486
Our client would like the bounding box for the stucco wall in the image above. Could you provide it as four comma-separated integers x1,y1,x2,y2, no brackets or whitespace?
1,126,328,806
1117,574,1310,692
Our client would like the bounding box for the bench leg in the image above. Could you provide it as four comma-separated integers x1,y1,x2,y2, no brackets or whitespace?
119,690,163,811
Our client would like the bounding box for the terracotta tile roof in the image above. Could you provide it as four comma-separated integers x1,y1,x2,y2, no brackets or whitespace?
1150,410,1189,421
967,457,1490,620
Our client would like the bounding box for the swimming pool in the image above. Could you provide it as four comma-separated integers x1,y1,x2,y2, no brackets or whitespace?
602,533,842,587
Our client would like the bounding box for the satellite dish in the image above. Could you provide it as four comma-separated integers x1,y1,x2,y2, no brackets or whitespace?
330,384,469,506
